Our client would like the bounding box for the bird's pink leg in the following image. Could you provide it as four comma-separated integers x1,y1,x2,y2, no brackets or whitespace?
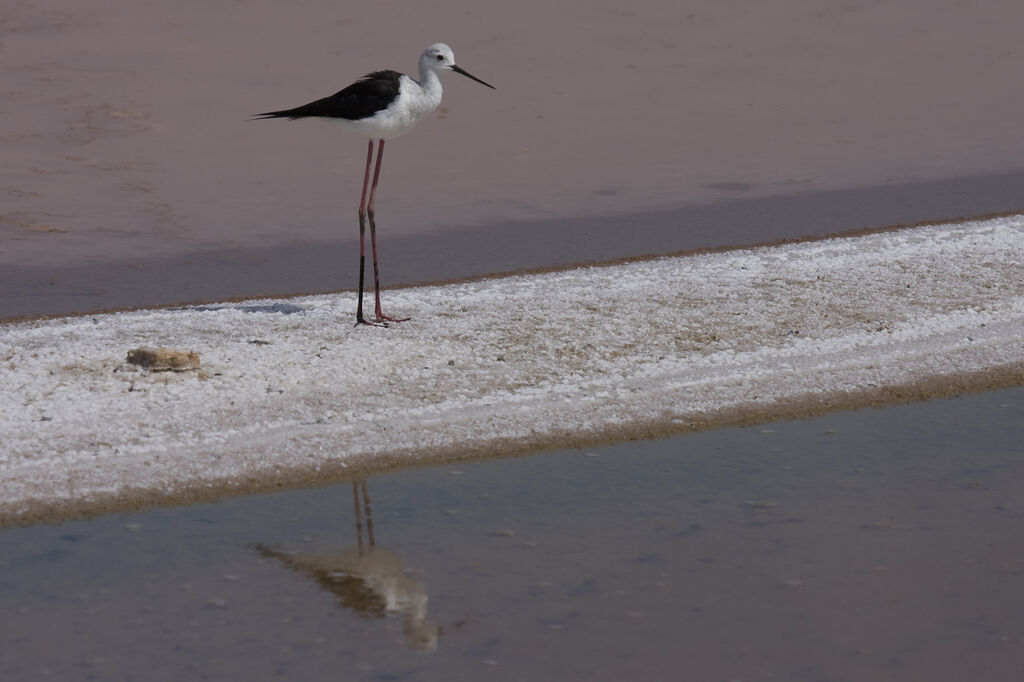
358,140,373,219
366,139,409,323
366,139,383,217
355,141,383,326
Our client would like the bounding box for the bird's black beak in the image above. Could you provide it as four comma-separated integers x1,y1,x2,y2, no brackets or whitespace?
451,64,495,89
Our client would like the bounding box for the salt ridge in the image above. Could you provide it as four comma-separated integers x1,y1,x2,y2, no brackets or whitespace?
2,216,1022,522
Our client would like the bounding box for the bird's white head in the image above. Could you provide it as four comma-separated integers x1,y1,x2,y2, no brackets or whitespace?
420,43,457,73
419,43,495,89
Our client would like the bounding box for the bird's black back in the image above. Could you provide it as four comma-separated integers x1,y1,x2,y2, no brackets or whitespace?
253,70,403,121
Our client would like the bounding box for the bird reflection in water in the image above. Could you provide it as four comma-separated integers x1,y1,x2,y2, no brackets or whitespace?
254,480,440,651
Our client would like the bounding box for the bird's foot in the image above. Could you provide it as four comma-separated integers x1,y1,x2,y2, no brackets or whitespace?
374,312,410,324
355,315,389,328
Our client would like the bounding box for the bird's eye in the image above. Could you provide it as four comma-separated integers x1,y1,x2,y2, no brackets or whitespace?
436,54,444,61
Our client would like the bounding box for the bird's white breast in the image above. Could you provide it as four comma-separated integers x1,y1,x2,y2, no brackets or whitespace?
343,74,442,141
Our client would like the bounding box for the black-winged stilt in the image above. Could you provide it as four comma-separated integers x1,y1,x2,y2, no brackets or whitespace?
254,43,495,326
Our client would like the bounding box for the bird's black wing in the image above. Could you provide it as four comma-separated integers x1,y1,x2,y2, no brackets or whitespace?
253,70,403,121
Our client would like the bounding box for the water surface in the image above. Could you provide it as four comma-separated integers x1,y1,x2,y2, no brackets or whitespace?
2,387,1022,681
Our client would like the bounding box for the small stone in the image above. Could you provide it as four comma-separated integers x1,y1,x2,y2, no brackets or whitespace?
126,347,200,372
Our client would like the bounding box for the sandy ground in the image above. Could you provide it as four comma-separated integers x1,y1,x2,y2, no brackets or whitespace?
3,1,1024,318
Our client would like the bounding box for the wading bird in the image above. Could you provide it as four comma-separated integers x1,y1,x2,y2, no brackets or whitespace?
254,43,495,325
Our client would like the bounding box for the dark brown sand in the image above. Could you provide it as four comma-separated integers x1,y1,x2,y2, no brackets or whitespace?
3,172,1024,320
4,1,1024,319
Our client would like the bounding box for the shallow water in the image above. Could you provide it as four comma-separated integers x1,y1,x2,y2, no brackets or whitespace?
3,386,1022,681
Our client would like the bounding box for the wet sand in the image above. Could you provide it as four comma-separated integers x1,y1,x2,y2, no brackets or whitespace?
2,387,1022,681
4,171,1024,320
4,1,1024,318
